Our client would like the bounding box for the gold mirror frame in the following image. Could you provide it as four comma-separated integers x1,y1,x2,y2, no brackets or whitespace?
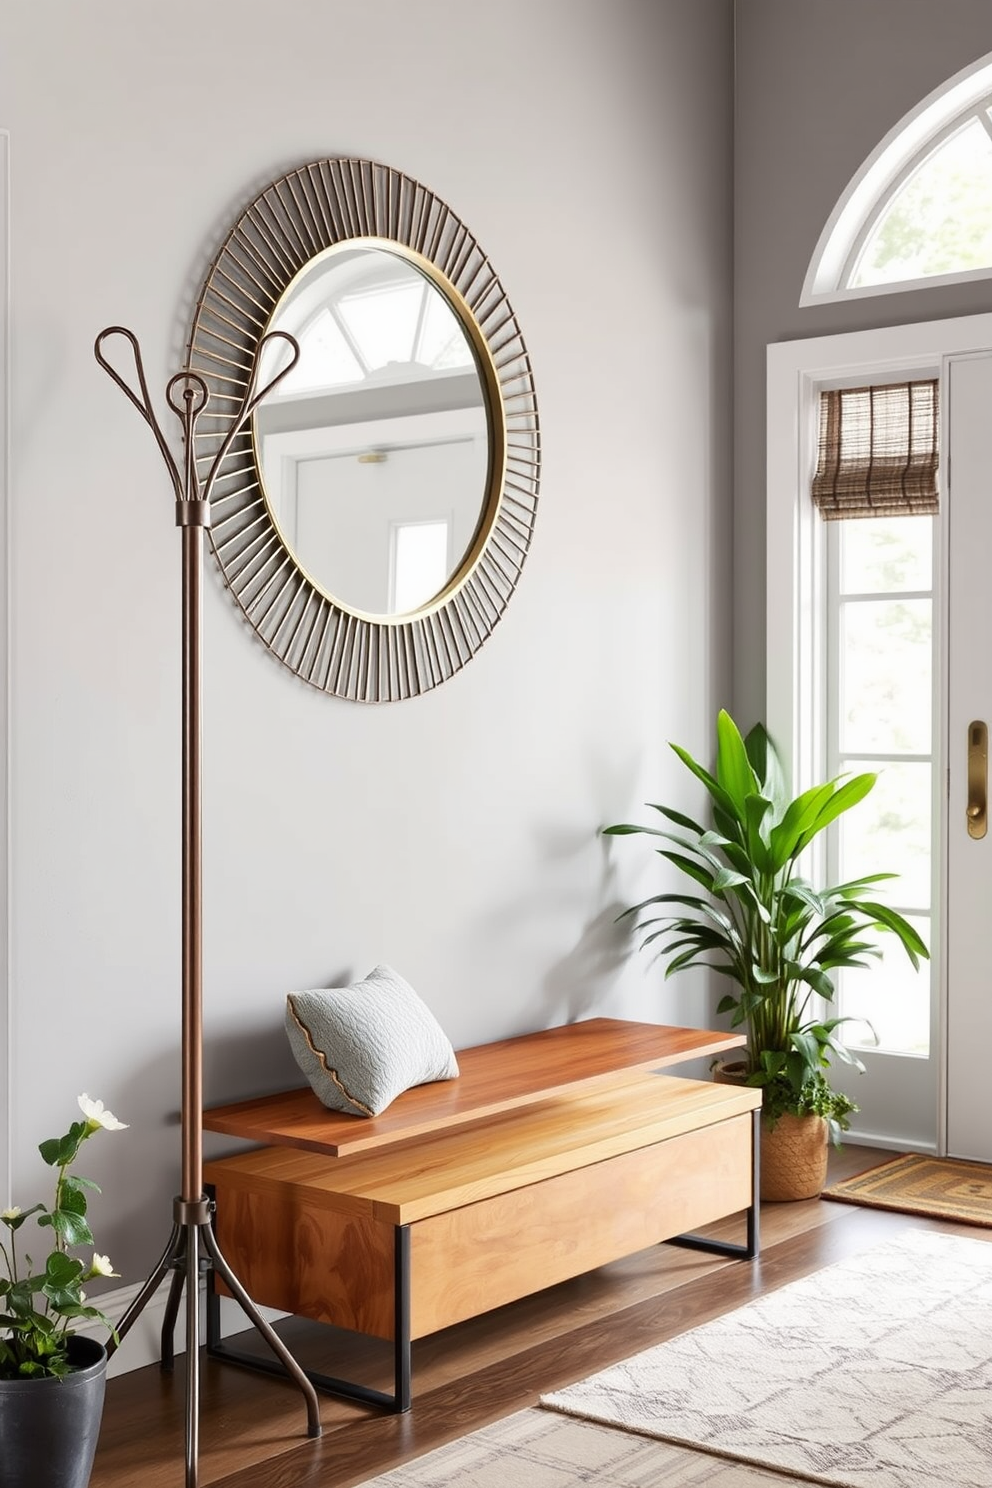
187,158,540,702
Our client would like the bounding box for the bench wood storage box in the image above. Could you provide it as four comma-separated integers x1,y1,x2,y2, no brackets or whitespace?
202,1018,762,1411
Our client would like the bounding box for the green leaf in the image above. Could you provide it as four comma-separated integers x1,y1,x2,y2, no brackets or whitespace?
766,781,835,868
743,794,774,872
39,1208,93,1248
715,710,759,815
831,872,898,895
857,901,930,965
781,882,826,917
647,804,707,836
601,822,666,837
790,964,836,1000
54,1301,114,1330
664,947,709,976
789,1029,827,1070
38,1120,89,1168
795,773,877,851
62,1173,100,1195
669,741,742,832
656,850,716,890
58,1185,88,1219
45,1252,84,1287
751,966,781,985
712,803,747,848
744,721,789,814
44,1283,84,1311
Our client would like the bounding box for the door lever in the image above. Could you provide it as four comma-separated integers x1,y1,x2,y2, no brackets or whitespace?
968,720,987,839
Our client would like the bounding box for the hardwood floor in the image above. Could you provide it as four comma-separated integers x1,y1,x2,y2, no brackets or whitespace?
89,1145,990,1487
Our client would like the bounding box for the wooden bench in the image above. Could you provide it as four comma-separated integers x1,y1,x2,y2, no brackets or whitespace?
202,1018,762,1412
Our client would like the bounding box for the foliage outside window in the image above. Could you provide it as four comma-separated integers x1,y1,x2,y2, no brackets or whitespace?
851,114,992,289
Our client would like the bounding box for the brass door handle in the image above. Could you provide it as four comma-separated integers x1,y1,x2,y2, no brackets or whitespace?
968,720,988,839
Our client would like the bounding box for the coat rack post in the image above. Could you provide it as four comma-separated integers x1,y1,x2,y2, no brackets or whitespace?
93,327,319,1488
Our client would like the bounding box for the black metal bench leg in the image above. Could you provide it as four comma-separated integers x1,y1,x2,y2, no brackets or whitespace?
668,1109,761,1260
206,1219,413,1414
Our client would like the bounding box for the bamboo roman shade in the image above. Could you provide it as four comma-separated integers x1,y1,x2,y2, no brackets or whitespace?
811,380,939,520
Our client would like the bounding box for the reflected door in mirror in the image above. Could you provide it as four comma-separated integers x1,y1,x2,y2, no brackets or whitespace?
254,243,490,617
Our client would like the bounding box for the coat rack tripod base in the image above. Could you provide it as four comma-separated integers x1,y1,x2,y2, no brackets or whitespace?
112,1197,322,1464
95,326,320,1488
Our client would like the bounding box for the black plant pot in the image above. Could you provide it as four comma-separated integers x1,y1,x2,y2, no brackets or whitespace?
0,1335,108,1488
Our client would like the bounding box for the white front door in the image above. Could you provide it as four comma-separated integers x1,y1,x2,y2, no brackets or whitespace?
768,314,992,1155
944,351,992,1160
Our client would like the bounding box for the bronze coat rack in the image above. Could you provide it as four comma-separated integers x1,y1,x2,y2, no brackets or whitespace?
94,326,320,1488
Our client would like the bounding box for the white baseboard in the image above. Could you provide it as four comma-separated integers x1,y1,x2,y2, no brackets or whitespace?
842,1129,937,1155
76,1278,286,1378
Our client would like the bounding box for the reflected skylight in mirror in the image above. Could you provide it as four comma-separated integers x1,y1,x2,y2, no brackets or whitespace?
278,256,474,397
278,309,362,393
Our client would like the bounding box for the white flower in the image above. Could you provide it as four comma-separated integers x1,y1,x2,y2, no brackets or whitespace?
1,1206,21,1221
77,1095,128,1132
90,1253,118,1278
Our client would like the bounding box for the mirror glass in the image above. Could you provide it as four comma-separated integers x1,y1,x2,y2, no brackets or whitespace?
254,245,490,617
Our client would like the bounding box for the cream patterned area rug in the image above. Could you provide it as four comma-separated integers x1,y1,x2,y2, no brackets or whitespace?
358,1407,790,1486
541,1229,992,1488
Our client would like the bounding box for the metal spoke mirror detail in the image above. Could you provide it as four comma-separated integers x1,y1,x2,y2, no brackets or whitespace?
188,158,540,702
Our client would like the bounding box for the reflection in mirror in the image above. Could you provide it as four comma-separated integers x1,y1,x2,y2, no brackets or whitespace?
255,246,489,617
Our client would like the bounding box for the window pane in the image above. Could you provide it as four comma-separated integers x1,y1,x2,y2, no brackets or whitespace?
418,291,475,370
278,308,364,393
839,516,932,594
837,759,932,910
852,117,992,286
392,521,449,612
338,280,423,371
839,598,932,754
837,915,930,1055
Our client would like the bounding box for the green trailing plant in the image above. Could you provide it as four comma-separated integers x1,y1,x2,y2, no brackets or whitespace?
604,710,928,1141
0,1095,127,1379
760,1069,857,1138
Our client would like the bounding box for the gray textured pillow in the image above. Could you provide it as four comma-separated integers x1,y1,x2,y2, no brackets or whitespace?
285,964,459,1117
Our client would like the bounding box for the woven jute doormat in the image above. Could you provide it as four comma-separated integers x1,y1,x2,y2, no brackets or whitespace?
823,1152,992,1226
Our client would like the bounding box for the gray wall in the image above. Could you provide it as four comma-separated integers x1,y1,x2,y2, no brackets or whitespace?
735,0,992,721
0,0,734,1282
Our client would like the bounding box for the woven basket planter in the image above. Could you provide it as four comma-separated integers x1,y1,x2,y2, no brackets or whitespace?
760,1113,829,1201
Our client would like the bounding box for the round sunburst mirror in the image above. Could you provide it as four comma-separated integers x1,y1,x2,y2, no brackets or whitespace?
187,159,540,702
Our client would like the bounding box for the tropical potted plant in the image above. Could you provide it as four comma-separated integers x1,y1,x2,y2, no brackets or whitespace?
0,1094,128,1488
604,710,928,1200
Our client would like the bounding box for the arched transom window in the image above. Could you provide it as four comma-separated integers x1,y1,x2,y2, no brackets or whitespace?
803,53,992,304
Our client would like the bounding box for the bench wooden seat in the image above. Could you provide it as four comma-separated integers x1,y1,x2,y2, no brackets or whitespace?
202,1016,749,1157
202,1018,762,1412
